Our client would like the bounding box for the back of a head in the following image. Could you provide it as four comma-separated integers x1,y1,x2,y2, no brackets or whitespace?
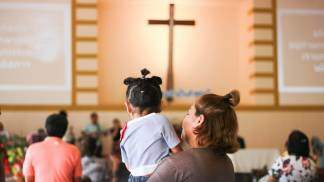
85,137,98,157
90,112,97,118
311,136,323,155
112,118,121,126
194,90,240,153
287,130,310,157
37,128,45,134
90,112,98,123
45,114,68,138
124,68,163,114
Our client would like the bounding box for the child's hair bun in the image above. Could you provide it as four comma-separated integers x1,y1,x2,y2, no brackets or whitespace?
124,68,162,86
149,76,162,85
141,68,150,78
123,77,141,86
124,77,134,85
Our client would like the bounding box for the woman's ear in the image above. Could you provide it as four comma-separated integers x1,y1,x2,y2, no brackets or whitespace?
195,114,205,127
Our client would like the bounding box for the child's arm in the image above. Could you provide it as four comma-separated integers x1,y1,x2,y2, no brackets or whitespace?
170,143,183,154
161,119,183,154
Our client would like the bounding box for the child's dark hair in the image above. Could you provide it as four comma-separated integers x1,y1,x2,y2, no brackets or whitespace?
124,68,162,114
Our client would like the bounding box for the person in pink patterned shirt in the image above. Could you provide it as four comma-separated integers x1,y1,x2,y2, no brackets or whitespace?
267,130,317,182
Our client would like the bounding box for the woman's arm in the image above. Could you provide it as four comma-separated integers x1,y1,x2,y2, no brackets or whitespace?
148,158,178,182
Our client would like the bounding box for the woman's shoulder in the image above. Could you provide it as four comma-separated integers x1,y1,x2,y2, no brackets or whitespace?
165,148,230,166
149,150,194,181
159,149,196,168
151,148,234,182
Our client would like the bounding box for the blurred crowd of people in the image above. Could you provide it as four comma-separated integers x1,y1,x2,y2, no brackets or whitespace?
0,109,323,182
0,110,130,182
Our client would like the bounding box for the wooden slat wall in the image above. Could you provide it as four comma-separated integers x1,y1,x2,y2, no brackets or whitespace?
248,0,279,106
72,0,98,106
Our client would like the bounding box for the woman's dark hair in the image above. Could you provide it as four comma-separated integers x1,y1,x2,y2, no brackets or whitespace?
287,130,310,157
124,68,162,114
45,114,68,138
194,90,240,153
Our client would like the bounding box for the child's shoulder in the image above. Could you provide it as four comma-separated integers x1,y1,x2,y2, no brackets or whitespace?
149,113,174,129
150,113,169,123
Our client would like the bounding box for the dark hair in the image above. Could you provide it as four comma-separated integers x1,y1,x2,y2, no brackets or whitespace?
311,136,323,156
124,68,163,114
45,114,68,138
194,90,240,153
81,176,92,182
59,110,68,117
90,112,98,118
85,137,98,157
287,130,309,157
112,118,121,124
32,129,47,144
37,128,45,134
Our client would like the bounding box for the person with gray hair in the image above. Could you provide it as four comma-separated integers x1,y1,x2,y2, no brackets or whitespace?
311,136,324,168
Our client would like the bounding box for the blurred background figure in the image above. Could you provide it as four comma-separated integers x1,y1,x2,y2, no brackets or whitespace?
261,130,317,182
109,118,122,157
0,122,9,140
81,112,106,158
32,128,46,144
63,126,76,145
26,128,47,145
237,135,246,149
311,136,324,168
0,112,5,182
60,110,78,144
83,112,103,138
108,118,129,182
82,137,111,182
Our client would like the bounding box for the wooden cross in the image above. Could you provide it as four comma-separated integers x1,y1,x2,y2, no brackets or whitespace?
148,4,195,102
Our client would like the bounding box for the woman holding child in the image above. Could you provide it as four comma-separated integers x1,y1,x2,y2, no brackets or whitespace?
121,69,239,182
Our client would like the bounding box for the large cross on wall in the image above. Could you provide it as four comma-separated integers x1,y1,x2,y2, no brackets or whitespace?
148,4,195,102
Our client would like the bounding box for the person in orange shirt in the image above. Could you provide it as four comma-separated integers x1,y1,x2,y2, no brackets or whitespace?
23,114,82,182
